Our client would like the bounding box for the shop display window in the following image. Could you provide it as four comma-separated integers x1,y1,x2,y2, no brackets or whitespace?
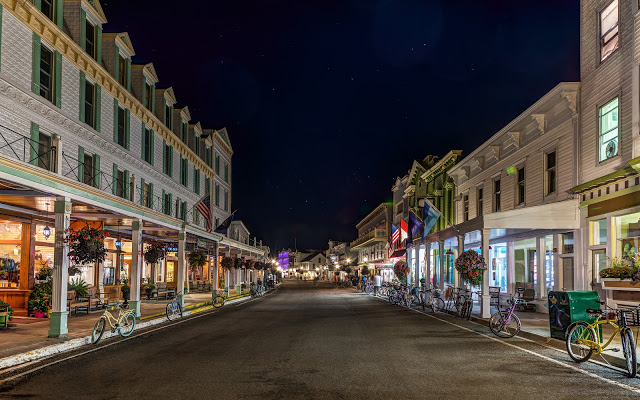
489,243,507,292
592,219,607,245
166,261,175,282
615,211,640,264
561,232,574,254
0,222,22,288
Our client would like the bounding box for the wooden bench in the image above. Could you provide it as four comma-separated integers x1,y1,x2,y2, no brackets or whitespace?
83,287,103,311
99,286,121,306
0,305,9,329
156,282,169,299
67,290,89,315
489,286,501,307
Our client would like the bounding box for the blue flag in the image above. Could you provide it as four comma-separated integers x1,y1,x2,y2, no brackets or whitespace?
422,199,441,239
214,211,236,235
407,211,424,248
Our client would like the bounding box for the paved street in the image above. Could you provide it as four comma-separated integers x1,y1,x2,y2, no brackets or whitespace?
1,280,640,399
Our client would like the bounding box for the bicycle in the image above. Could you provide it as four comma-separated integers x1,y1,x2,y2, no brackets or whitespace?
489,294,521,338
213,290,226,308
363,281,374,294
424,288,445,313
443,286,468,315
91,304,136,344
566,303,640,378
166,292,183,321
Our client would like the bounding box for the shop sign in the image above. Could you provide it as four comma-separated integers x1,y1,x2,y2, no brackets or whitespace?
197,239,208,249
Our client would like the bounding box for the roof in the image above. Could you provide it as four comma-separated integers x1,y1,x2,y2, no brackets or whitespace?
102,32,135,56
301,253,325,262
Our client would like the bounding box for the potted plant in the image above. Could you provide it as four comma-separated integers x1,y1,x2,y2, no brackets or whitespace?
0,299,13,324
600,256,640,290
29,292,51,318
393,260,409,284
454,250,488,287
119,278,131,304
143,278,156,300
68,225,107,266
68,277,89,298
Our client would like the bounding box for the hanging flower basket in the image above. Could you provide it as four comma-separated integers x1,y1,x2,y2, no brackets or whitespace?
454,250,487,287
221,257,234,271
188,251,207,269
144,239,166,265
394,260,409,283
68,226,107,265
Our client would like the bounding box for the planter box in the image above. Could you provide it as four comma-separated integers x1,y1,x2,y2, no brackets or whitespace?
601,278,640,291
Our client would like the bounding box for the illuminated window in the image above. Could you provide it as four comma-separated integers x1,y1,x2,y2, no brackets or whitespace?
600,0,619,62
599,97,619,162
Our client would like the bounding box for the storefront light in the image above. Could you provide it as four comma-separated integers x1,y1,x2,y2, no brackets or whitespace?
115,240,122,249
42,225,51,240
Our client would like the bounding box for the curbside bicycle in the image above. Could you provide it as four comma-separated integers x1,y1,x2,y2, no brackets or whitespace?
91,303,136,344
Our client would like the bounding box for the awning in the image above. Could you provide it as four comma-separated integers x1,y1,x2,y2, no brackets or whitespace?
389,249,406,258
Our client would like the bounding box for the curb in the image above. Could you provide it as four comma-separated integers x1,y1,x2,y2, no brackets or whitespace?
0,294,254,372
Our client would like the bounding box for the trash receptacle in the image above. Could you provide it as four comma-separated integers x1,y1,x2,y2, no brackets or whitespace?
548,291,601,340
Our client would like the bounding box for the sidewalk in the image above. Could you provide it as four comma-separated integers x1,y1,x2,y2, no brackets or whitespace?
0,292,247,369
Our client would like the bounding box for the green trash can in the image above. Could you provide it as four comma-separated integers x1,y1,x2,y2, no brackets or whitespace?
548,291,601,340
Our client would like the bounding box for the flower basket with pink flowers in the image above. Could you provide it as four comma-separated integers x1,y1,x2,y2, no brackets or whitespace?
454,250,487,287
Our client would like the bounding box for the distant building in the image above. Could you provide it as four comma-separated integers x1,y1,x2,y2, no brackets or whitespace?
350,203,393,281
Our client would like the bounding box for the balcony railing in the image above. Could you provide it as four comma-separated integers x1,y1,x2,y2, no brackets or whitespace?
350,229,387,249
0,124,57,172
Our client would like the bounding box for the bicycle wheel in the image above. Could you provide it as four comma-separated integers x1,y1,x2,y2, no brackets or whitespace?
213,295,225,308
91,318,106,344
118,313,136,337
431,297,445,313
455,295,466,315
621,328,637,378
566,322,596,363
490,311,521,338
166,302,179,321
420,294,426,311
464,299,473,320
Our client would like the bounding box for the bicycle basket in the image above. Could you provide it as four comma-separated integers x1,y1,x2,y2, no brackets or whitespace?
617,308,640,327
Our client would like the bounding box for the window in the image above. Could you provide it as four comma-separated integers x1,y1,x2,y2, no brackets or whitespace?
546,151,556,195
143,183,151,208
39,44,54,103
463,194,469,222
40,0,55,21
118,55,127,87
224,163,229,182
180,201,187,221
205,178,210,195
115,107,126,147
85,19,96,59
84,80,95,128
599,97,619,162
493,179,501,212
165,103,172,127
37,132,54,172
215,184,220,206
163,192,172,215
224,191,229,211
83,154,94,186
163,143,173,176
116,169,125,198
143,128,152,163
600,0,619,62
477,187,483,217
180,158,188,186
215,154,220,174
144,81,152,110
517,167,525,205
194,168,201,195
182,122,188,143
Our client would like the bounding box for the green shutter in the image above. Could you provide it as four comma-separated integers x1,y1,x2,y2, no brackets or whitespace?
80,9,86,52
32,33,41,95
54,51,62,108
124,109,130,150
141,81,146,108
114,47,119,83
140,178,145,205
55,0,63,29
124,170,130,199
77,146,84,182
113,99,118,143
79,71,86,122
112,163,118,195
30,122,39,166
95,26,102,65
169,194,173,215
141,123,146,159
35,1,42,12
150,85,155,112
94,84,101,131
150,130,155,165
126,58,131,92
149,183,154,209
169,146,173,177
93,154,100,188
162,189,165,213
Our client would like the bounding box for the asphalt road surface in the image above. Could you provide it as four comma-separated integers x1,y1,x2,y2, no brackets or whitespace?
1,279,640,399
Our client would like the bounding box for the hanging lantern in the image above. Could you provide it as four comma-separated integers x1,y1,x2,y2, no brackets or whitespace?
445,249,454,255
42,225,51,240
115,239,122,249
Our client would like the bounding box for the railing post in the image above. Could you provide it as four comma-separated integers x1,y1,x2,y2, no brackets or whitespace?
53,133,62,174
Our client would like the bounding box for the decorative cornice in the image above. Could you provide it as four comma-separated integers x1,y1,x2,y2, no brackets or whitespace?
473,156,484,170
461,166,471,179
562,90,578,115
489,145,500,160
1,0,214,179
507,131,520,149
531,114,545,134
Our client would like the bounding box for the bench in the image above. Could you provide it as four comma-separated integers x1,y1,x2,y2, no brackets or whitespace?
99,286,121,306
156,282,169,299
489,286,501,307
0,305,9,329
67,290,89,315
81,287,103,311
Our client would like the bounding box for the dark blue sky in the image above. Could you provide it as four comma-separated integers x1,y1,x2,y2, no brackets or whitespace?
101,0,580,251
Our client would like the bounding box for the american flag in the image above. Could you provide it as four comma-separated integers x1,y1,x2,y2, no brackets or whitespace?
195,194,212,232
391,224,399,245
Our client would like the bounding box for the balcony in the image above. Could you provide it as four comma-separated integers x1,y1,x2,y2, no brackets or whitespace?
350,229,387,250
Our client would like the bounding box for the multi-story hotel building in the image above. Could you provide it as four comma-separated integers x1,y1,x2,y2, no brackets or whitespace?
0,0,264,336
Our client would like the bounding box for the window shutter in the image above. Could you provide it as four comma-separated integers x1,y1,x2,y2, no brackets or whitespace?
54,51,62,108
113,99,118,143
95,26,102,65
80,9,86,52
32,33,41,95
30,122,39,166
140,178,145,205
124,109,130,150
169,194,173,215
149,183,154,209
94,84,101,132
141,80,146,107
93,154,100,188
114,47,119,82
55,0,63,29
112,163,118,195
124,170,130,200
79,71,86,122
150,130,155,165
150,85,155,113
141,123,146,159
169,146,173,176
77,146,84,182
126,58,131,91
162,189,165,212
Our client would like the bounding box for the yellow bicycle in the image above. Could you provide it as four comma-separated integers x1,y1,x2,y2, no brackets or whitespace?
566,303,640,378
91,303,136,344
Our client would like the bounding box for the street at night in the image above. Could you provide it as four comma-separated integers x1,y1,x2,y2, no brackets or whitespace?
1,280,639,399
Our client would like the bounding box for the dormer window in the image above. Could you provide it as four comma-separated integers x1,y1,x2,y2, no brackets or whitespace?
40,0,55,21
144,81,152,110
164,103,172,127
85,19,96,59
118,54,126,87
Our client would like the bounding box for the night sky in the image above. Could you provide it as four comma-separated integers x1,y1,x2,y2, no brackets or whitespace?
101,0,580,251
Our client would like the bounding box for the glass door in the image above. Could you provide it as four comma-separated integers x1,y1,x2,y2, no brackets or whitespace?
561,257,574,291
591,249,607,288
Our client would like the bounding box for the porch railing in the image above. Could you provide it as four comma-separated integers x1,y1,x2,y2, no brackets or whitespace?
0,123,57,172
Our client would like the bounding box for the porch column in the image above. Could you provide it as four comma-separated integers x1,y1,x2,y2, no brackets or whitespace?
425,242,431,290
438,240,445,290
553,234,561,291
212,244,219,292
48,197,71,338
236,268,242,294
129,220,143,318
536,236,546,300
456,235,465,289
177,231,186,307
506,241,515,295
480,228,491,318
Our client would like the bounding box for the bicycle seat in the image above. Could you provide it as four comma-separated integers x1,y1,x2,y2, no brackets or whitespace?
585,308,602,314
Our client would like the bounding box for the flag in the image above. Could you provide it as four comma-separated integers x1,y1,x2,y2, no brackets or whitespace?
391,224,400,245
407,210,424,248
400,218,408,245
214,210,236,235
195,194,212,232
422,199,441,240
